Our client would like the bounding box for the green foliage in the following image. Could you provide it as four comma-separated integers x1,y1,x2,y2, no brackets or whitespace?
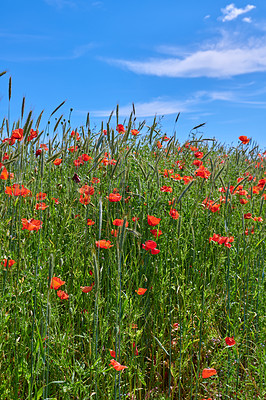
0,99,265,400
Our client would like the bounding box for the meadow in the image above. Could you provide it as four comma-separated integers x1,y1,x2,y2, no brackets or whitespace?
0,74,265,400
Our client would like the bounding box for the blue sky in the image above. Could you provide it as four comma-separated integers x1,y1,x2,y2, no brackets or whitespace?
1,0,266,146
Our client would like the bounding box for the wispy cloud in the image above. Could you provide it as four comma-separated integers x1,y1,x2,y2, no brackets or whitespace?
106,38,266,78
220,3,255,22
77,86,266,118
88,99,192,117
77,92,234,118
0,42,96,62
44,0,76,8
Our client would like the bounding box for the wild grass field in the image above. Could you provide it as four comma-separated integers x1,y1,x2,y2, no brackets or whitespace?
0,74,265,400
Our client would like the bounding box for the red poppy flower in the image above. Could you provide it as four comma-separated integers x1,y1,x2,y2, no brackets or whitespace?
225,336,236,346
82,154,93,162
87,219,95,226
74,156,84,167
135,288,147,295
195,165,211,179
2,152,9,161
95,240,113,249
2,259,16,268
0,167,8,180
244,213,253,219
57,290,69,300
69,146,78,153
147,215,161,226
5,184,31,197
193,159,203,167
131,129,139,136
239,135,250,144
80,283,95,293
172,322,179,330
142,240,157,250
194,151,204,159
133,342,139,355
107,193,122,202
53,158,62,166
71,130,80,140
150,229,163,238
79,194,91,205
27,129,38,141
35,202,49,210
40,143,48,151
150,248,160,254
36,192,47,201
11,128,24,141
35,149,42,157
160,186,173,193
202,368,217,378
116,124,125,134
156,141,162,149
52,197,60,204
239,198,248,205
169,208,179,219
113,219,128,227
132,217,139,222
21,218,42,231
109,359,128,371
253,216,263,222
109,349,116,358
50,277,65,290
111,229,118,237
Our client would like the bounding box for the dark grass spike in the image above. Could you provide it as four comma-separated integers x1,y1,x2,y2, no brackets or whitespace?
53,114,63,132
191,122,206,131
149,115,157,145
46,150,64,164
86,112,90,129
172,180,195,209
213,164,225,184
6,118,9,135
116,104,119,128
23,110,33,133
50,100,66,117
108,109,114,126
0,70,7,77
35,110,44,130
21,96,25,122
8,76,12,101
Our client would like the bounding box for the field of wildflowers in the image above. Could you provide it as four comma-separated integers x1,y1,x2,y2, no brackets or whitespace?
0,74,265,399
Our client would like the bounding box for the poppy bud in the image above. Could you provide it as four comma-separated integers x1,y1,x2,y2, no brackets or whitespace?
72,173,81,183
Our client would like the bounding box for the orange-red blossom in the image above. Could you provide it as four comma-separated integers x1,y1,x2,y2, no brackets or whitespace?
109,359,128,371
21,218,42,231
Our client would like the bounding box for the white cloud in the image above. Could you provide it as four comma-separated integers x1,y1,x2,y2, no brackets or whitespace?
220,3,255,22
243,17,252,23
77,90,240,118
88,99,193,117
107,40,266,78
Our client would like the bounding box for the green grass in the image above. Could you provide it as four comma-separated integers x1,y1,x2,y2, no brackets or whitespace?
0,82,265,399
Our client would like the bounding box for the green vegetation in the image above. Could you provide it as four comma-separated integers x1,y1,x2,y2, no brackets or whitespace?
0,75,265,399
